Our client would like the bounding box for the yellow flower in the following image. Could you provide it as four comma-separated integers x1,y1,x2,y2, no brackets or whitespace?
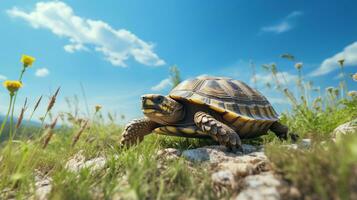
294,62,303,70
20,55,35,67
3,80,22,95
353,73,357,81
348,91,357,97
95,105,102,112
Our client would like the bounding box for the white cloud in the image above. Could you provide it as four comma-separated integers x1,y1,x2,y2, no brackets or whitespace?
0,74,7,80
64,42,88,53
7,1,165,67
286,11,303,19
309,42,357,77
197,74,212,78
262,22,291,34
151,78,172,91
333,73,343,80
261,11,303,34
35,68,49,77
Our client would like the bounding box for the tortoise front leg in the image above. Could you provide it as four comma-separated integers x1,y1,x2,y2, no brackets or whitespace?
194,111,242,152
120,118,159,147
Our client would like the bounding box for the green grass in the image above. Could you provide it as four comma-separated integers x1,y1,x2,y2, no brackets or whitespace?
0,55,356,199
0,122,223,199
266,133,357,200
0,97,355,199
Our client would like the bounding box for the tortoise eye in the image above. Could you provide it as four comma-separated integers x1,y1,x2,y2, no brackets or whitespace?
155,96,164,103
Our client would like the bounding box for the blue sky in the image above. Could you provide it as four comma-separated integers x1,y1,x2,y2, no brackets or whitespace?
0,0,356,122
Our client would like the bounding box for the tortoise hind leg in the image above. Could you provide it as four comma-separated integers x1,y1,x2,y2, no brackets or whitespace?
269,121,299,142
194,111,242,152
120,118,159,147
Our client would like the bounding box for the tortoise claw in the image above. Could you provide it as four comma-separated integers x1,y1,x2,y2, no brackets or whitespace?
194,111,243,152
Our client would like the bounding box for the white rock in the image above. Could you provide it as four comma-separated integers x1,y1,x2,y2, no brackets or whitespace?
332,119,357,142
84,157,107,172
0,188,16,200
65,151,106,173
157,148,181,160
180,144,284,199
241,144,261,154
182,146,232,163
237,186,280,200
218,161,255,177
211,170,236,188
34,172,52,200
182,145,261,163
238,152,267,164
243,172,280,188
282,144,298,150
299,138,311,148
236,172,281,200
65,150,86,173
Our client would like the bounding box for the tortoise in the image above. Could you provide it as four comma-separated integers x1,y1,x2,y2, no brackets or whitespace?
120,76,292,151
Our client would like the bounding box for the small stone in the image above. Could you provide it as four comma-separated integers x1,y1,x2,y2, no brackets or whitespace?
236,187,280,200
65,150,86,173
0,188,16,200
331,119,357,142
65,151,106,173
35,180,52,200
34,171,52,200
288,186,301,199
282,144,298,150
84,157,107,172
157,148,181,160
182,148,210,162
237,152,266,163
299,138,311,148
236,172,282,200
182,145,261,163
218,161,255,177
182,145,235,163
211,170,236,188
241,144,260,154
244,172,281,188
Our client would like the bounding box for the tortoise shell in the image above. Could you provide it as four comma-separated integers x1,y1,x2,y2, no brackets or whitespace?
167,76,279,138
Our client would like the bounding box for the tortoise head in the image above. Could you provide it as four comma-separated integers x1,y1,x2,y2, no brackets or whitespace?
141,94,184,124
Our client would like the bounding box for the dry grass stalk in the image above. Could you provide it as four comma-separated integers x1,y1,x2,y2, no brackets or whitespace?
33,95,43,113
47,87,60,112
16,98,28,129
42,116,59,149
108,112,114,122
28,95,43,122
72,120,89,147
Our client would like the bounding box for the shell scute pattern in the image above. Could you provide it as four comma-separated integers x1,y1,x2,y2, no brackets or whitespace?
170,76,279,121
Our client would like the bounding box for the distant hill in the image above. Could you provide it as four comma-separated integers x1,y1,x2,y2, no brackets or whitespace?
0,115,41,141
0,115,41,127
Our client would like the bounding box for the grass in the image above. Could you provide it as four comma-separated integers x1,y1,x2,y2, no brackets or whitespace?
266,133,357,200
0,124,220,199
0,55,356,199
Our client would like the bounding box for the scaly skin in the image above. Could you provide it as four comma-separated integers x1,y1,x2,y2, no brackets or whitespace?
269,121,299,142
194,111,242,152
120,118,159,147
